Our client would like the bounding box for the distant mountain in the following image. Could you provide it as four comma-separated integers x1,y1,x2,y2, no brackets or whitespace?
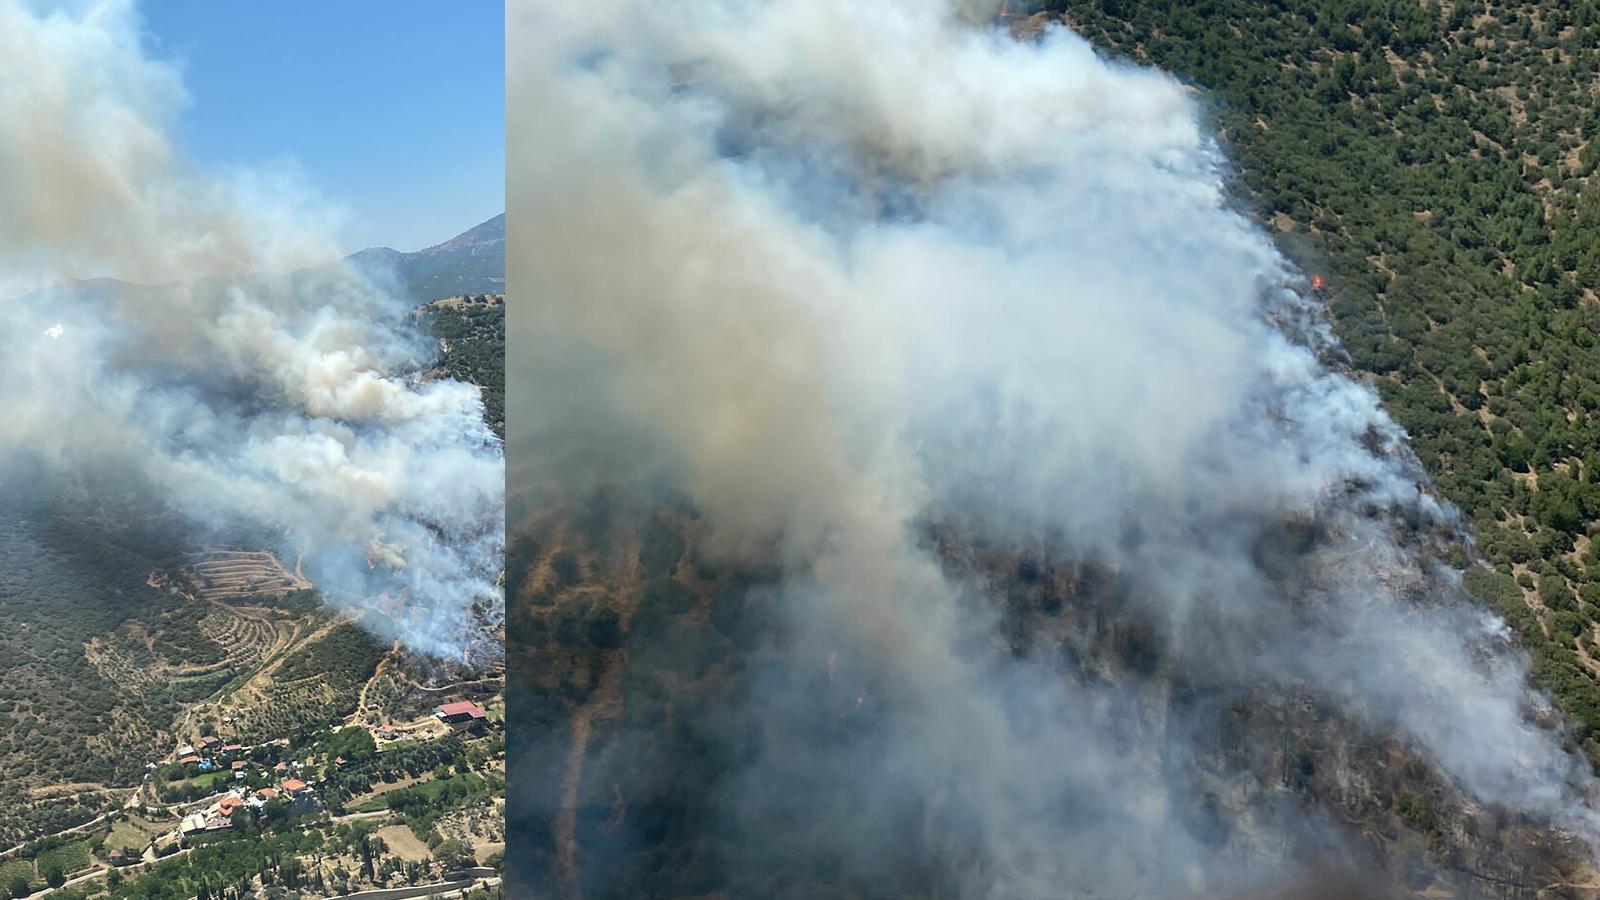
9,216,506,325
348,213,505,304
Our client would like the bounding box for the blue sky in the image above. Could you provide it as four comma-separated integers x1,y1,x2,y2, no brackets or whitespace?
140,2,503,253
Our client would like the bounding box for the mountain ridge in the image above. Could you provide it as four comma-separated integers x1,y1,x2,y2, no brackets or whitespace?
348,213,505,304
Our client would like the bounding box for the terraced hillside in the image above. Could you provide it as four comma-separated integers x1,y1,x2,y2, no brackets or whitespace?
181,550,311,601
0,469,365,847
195,603,285,673
207,621,389,743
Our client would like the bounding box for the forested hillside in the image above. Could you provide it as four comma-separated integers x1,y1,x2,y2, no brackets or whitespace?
0,463,197,789
505,4,1600,895
421,295,505,438
1052,0,1600,763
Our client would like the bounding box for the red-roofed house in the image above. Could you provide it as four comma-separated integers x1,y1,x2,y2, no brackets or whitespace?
178,755,201,765
231,760,247,772
277,779,323,817
257,788,279,800
222,744,244,754
434,701,487,726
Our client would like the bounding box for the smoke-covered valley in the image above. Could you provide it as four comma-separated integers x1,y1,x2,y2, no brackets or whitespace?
508,0,1600,896
0,0,504,662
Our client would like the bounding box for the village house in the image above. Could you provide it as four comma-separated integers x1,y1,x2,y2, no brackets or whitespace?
434,701,487,727
245,786,280,810
179,811,233,840
279,778,323,817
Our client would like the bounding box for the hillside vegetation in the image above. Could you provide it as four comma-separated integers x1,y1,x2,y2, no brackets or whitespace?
421,294,505,438
0,462,389,844
210,622,388,743
508,493,1600,897
0,464,197,788
1053,0,1600,762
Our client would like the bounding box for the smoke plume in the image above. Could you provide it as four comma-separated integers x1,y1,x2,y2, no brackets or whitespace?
0,0,503,661
511,0,1600,895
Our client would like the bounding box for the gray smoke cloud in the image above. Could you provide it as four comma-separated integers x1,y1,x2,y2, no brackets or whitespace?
0,0,503,661
510,0,1600,894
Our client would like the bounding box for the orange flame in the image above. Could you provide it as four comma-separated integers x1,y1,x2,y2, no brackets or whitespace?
1311,273,1325,290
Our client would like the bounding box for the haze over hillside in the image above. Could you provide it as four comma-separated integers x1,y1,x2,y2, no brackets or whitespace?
0,2,506,897
349,214,505,304
506,1,1600,898
0,227,506,851
1054,0,1600,777
0,0,506,795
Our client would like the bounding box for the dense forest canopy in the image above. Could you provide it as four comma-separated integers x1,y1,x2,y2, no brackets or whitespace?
422,296,506,439
1050,0,1600,762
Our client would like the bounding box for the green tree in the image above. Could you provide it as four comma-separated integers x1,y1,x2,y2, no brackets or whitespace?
433,839,474,871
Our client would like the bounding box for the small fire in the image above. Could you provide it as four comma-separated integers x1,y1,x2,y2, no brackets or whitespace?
1310,273,1325,291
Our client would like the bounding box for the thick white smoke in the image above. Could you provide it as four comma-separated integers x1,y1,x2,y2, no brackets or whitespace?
512,0,1600,894
0,0,503,661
